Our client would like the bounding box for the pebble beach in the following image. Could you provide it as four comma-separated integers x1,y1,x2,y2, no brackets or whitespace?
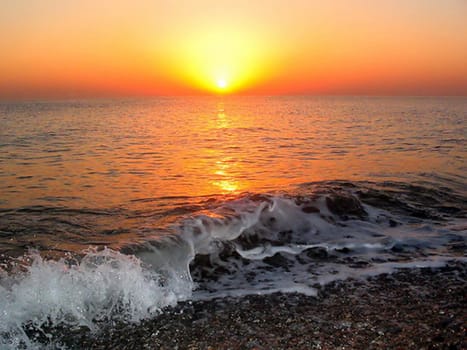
59,261,466,349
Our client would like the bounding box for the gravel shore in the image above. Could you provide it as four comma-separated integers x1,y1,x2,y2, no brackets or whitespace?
62,262,466,349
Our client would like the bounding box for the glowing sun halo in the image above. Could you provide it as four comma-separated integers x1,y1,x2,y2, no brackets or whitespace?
217,79,227,89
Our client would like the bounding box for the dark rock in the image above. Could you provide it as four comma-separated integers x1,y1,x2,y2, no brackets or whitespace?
349,260,370,268
235,232,267,250
391,244,405,253
336,247,351,254
303,246,329,259
325,194,367,219
263,253,292,270
302,205,320,214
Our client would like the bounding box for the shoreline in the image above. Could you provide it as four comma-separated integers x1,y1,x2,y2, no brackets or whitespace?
60,261,466,349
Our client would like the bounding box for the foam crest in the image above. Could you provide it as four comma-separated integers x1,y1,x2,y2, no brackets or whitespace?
0,248,192,348
186,192,466,299
1,183,465,347
183,198,270,253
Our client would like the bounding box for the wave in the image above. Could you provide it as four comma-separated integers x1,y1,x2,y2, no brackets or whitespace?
0,249,191,348
0,181,466,348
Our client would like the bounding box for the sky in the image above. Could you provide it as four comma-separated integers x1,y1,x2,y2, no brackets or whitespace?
0,0,466,98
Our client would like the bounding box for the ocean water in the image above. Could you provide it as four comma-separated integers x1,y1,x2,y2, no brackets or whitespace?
0,96,466,347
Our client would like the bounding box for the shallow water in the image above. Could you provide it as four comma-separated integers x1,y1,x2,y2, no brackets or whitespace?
0,96,465,348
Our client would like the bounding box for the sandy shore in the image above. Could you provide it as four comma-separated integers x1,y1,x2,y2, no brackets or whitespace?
60,262,466,349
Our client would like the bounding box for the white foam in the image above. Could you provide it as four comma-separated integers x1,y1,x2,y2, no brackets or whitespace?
1,192,465,348
181,199,269,255
184,194,466,301
0,248,192,348
236,244,310,260
193,256,466,301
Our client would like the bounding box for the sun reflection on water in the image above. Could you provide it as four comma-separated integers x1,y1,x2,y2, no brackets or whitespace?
209,103,242,194
212,157,240,192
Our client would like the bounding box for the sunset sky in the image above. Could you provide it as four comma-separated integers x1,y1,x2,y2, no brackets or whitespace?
1,0,466,99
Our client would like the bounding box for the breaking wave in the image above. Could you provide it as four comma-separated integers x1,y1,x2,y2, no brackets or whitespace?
0,181,466,348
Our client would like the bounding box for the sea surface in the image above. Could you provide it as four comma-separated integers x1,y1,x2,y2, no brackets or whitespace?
0,96,466,348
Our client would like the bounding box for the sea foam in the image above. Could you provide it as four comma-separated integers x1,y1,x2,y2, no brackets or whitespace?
0,249,191,348
0,187,465,348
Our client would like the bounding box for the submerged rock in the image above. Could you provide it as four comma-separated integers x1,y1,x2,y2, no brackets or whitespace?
325,194,367,219
301,205,320,214
263,253,293,270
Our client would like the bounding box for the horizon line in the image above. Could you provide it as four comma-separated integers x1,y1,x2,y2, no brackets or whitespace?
1,93,466,103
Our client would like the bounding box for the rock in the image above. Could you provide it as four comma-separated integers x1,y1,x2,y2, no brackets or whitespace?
263,253,292,270
303,246,329,259
302,205,320,214
325,194,367,219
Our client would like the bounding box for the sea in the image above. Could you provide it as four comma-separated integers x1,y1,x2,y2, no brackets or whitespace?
0,96,465,348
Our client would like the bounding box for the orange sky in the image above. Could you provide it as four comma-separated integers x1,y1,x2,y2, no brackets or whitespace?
0,0,466,98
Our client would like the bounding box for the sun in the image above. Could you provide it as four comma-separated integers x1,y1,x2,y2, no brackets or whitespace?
217,79,228,90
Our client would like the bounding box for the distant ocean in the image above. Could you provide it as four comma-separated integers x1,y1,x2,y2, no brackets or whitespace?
0,96,466,348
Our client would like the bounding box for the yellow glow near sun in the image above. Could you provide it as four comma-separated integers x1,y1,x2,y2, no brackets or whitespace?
170,26,271,94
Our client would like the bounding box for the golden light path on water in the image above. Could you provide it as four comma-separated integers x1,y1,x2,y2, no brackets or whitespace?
0,97,465,210
0,96,465,257
206,103,243,194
